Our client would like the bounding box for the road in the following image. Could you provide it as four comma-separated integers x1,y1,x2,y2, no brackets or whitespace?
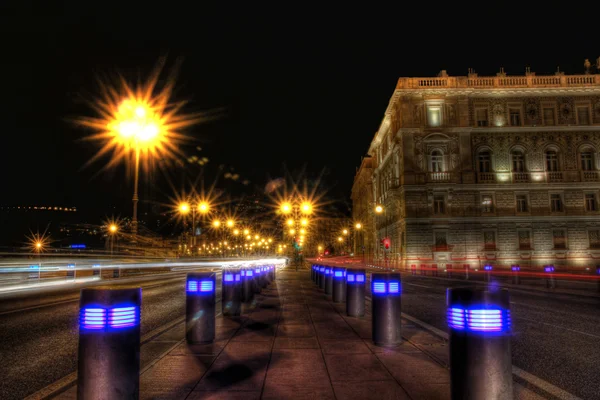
397,273,600,400
0,272,218,400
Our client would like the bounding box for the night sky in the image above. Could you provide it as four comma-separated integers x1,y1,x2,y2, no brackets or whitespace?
1,4,597,227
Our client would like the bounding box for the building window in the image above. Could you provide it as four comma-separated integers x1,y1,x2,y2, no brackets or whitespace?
543,107,555,125
478,151,492,173
518,230,531,250
428,107,441,127
482,195,494,213
546,150,559,171
434,231,448,251
577,106,590,125
512,151,525,172
483,231,496,251
589,230,600,249
516,195,529,213
433,196,445,215
476,108,489,127
581,152,594,171
509,108,521,126
550,194,563,212
585,193,598,211
430,150,444,172
553,229,567,249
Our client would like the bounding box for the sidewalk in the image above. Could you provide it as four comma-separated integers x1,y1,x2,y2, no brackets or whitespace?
54,266,545,399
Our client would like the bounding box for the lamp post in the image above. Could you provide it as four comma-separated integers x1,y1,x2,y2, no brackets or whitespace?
109,224,118,256
179,201,211,250
375,205,387,265
354,222,363,261
280,199,314,270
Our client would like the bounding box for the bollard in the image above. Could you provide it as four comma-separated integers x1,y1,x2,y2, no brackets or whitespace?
186,272,216,344
596,266,600,293
346,269,366,317
371,272,402,347
511,265,520,285
544,265,556,289
241,269,254,303
484,265,493,282
260,266,268,288
319,266,326,290
324,267,333,296
447,287,513,400
253,267,262,294
332,267,346,303
222,269,242,316
314,265,320,285
311,265,316,282
77,287,141,399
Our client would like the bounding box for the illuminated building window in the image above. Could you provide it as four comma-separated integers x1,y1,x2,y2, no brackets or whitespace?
509,108,522,126
550,194,563,213
430,150,444,172
588,230,600,249
585,193,597,212
427,107,442,127
475,108,489,127
516,195,529,213
481,195,494,213
518,230,531,250
552,229,567,250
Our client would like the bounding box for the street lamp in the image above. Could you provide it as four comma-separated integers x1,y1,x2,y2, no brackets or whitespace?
178,200,212,249
108,223,118,256
375,204,388,265
354,222,363,260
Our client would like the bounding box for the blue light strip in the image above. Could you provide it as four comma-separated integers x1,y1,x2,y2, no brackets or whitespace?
511,266,520,271
356,275,365,282
200,281,214,292
255,268,261,274
388,282,400,293
319,267,325,272
81,308,106,329
224,274,233,282
241,270,246,276
235,274,241,282
80,305,139,330
447,307,511,333
247,270,254,277
347,274,355,282
325,269,331,275
484,265,493,271
334,271,343,277
187,281,198,292
544,266,554,273
373,281,386,293
109,306,137,328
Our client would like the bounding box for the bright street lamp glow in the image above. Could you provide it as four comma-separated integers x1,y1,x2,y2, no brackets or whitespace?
300,218,308,226
337,237,343,242
254,234,259,240
342,229,348,235
280,202,292,214
355,223,362,229
300,202,313,215
233,229,240,235
226,219,235,228
286,219,294,226
179,202,190,214
212,220,221,228
243,229,249,235
198,202,210,213
299,228,306,234
289,229,296,235
375,205,384,214
109,224,118,233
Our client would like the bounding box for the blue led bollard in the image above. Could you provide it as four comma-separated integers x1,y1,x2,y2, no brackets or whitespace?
544,265,556,289
253,267,262,294
332,267,346,303
483,265,493,282
311,264,316,282
318,266,326,290
222,269,242,316
186,272,216,344
447,287,512,399
346,269,366,317
241,268,254,303
77,287,141,399
596,265,600,293
324,267,333,296
511,265,520,285
371,272,402,347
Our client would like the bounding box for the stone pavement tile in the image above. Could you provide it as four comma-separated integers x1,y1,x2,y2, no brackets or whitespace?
400,382,450,400
187,390,261,399
140,355,214,400
279,311,312,325
314,322,360,339
377,352,450,384
277,323,316,338
141,341,183,367
151,322,186,341
310,312,344,323
262,383,336,400
319,339,371,354
365,340,422,354
324,353,393,382
265,349,330,386
50,387,76,399
215,324,240,341
342,317,372,339
411,342,450,366
273,337,320,349
513,382,548,400
402,327,447,345
194,342,272,391
332,380,410,400
170,340,228,356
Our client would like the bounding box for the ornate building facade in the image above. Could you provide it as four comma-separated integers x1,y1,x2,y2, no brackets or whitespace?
351,156,375,258
356,69,600,272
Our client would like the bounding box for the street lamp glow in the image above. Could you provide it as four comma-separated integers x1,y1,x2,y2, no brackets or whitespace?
299,228,306,235
268,238,272,243
254,234,259,240
243,229,250,235
280,202,292,214
289,228,296,235
318,245,323,251
212,220,221,228
375,205,384,214
109,224,118,233
178,202,190,214
286,218,294,227
233,229,240,235
337,237,343,242
198,202,210,214
226,219,235,228
300,218,308,226
355,223,362,229
342,229,348,235
300,201,313,215
246,235,251,240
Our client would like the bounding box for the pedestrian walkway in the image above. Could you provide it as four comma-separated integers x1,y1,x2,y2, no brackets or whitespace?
54,266,546,399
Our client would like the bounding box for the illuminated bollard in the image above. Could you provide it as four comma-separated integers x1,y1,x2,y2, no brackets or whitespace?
186,272,216,344
241,269,254,303
311,265,316,282
258,266,266,288
371,272,402,347
253,267,262,294
511,265,520,285
332,267,346,303
596,266,600,293
447,287,513,400
77,287,141,400
324,267,333,296
544,265,556,289
346,269,366,317
484,265,493,283
319,266,326,290
222,269,242,316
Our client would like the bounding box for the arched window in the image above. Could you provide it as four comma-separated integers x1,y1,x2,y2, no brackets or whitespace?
511,151,525,172
430,150,443,172
580,151,594,171
478,151,492,173
546,150,559,171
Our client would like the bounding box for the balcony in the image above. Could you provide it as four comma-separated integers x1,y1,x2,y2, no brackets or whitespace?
512,172,530,183
427,172,452,183
581,171,599,182
477,173,496,184
547,171,563,182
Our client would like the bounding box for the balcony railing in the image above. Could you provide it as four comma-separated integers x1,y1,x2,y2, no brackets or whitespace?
396,74,600,90
428,172,452,183
581,171,599,182
477,173,496,184
547,171,563,182
512,172,530,183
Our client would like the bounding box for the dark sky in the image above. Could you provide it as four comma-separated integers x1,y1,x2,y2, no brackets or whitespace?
1,4,597,225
